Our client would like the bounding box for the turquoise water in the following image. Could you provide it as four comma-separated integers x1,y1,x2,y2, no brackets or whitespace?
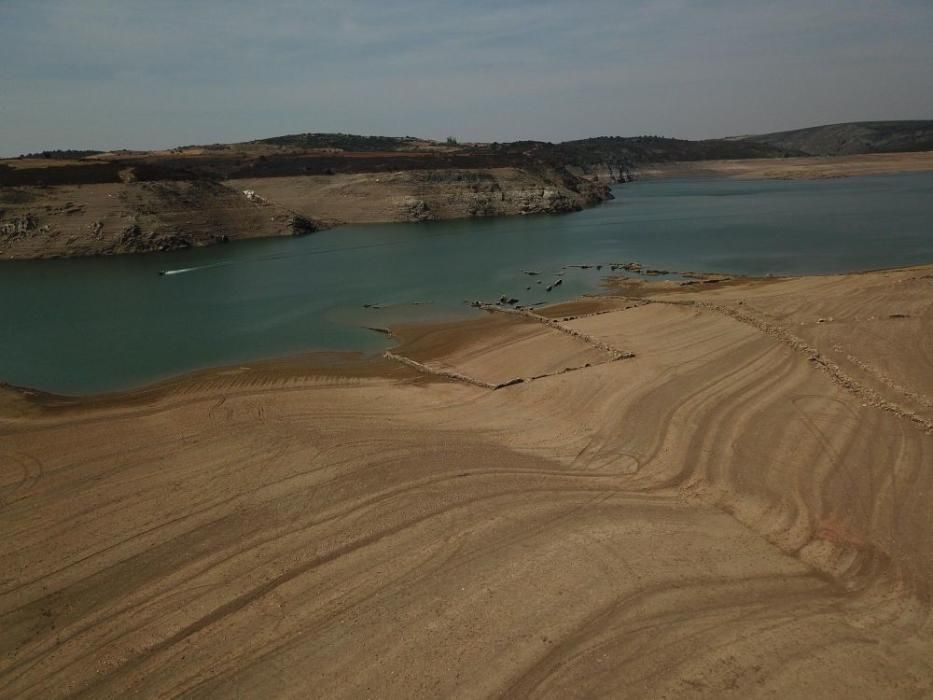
2,172,932,395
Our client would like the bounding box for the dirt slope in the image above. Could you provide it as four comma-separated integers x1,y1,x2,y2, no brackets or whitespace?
1,265,932,697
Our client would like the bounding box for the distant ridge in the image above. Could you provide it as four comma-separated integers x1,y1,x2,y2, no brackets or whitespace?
543,135,795,174
245,133,426,152
11,120,933,164
736,120,933,156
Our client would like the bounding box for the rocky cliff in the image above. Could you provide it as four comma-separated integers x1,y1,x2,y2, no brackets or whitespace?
0,179,316,259
0,125,838,259
229,167,609,228
0,153,609,259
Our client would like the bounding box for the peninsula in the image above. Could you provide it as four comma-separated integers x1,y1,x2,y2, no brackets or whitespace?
3,120,932,260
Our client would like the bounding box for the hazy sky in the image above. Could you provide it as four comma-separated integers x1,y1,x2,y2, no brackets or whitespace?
2,0,932,155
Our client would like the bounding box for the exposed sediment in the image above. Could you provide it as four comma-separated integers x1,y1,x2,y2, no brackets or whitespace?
0,152,610,259
228,166,608,227
1,265,932,697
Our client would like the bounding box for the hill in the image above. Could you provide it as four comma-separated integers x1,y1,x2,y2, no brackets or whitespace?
737,120,933,156
244,132,436,152
537,136,796,181
553,135,792,163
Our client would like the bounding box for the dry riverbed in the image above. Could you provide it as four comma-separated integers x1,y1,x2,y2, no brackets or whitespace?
1,265,932,697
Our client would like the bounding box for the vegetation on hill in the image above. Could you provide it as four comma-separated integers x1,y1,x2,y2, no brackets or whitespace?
541,136,795,173
737,120,933,156
18,149,104,160
247,133,422,152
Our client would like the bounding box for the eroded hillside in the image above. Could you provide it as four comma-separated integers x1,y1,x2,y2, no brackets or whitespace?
0,141,609,259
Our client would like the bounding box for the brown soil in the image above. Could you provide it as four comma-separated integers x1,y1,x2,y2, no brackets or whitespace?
639,150,933,179
2,265,932,697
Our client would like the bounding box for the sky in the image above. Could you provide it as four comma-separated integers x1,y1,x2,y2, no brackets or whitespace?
2,0,932,155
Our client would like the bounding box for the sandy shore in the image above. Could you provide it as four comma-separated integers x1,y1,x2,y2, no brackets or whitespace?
639,150,933,180
2,266,932,697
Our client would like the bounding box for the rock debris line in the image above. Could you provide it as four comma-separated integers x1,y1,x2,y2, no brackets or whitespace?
382,303,636,390
382,351,505,390
636,295,933,435
474,303,635,361
840,349,933,410
383,349,605,390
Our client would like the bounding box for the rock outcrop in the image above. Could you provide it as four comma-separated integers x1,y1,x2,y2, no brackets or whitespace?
0,144,612,259
229,166,611,231
0,180,321,259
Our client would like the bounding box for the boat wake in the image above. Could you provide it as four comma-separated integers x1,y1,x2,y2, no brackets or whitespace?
159,261,231,276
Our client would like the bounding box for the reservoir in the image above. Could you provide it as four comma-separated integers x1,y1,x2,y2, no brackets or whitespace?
2,171,932,395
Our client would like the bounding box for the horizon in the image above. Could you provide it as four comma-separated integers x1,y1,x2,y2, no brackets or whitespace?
8,118,933,158
10,118,933,159
3,1,933,156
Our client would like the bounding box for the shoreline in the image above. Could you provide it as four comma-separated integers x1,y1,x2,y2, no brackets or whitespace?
4,261,931,403
0,349,412,411
0,164,610,261
4,152,933,261
3,261,932,695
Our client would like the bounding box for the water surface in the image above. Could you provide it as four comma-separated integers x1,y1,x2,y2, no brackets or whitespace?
3,172,932,394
